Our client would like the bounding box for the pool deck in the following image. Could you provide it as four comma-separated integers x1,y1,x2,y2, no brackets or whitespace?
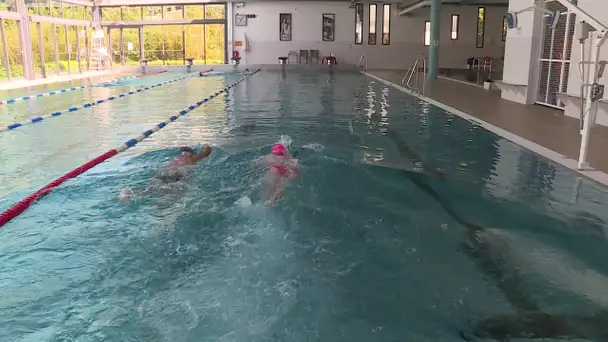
367,70,608,186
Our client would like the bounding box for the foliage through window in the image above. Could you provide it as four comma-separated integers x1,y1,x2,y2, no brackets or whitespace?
476,7,485,48
502,16,508,41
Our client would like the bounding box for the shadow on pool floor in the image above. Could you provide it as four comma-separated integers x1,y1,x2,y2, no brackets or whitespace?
388,128,608,341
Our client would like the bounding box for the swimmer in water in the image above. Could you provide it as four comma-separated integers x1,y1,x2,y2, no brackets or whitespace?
262,144,300,206
119,144,212,203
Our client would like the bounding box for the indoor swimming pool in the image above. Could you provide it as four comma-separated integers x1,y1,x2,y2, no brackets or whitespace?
2,69,608,341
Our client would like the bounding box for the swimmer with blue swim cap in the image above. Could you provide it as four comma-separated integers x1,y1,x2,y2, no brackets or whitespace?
119,144,211,202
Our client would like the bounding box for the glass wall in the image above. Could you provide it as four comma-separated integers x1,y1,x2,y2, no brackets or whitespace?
101,3,226,66
1,18,22,79
0,0,226,81
0,0,92,79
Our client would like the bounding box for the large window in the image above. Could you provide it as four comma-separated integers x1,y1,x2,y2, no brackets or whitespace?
451,14,459,40
368,4,377,45
382,4,390,45
355,3,363,44
476,7,485,48
424,20,430,46
101,4,226,66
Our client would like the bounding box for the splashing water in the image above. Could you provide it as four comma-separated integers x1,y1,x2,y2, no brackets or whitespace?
277,134,293,148
303,143,324,152
235,195,253,208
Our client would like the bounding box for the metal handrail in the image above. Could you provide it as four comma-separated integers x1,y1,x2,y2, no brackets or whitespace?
468,57,494,84
357,53,368,73
402,58,428,94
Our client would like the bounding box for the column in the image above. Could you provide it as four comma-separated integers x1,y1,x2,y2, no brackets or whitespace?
139,27,145,60
15,0,35,80
500,0,544,104
427,0,441,80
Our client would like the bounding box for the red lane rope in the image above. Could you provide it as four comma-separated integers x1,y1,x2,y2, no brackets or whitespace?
0,149,118,227
0,67,245,228
135,69,168,78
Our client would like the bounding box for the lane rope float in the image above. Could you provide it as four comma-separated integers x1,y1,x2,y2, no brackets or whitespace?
0,69,260,228
0,69,213,133
0,74,139,105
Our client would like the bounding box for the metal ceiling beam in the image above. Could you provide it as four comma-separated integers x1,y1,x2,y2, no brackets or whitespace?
56,0,94,7
398,0,429,15
29,14,92,26
101,18,224,27
399,0,507,15
553,0,607,31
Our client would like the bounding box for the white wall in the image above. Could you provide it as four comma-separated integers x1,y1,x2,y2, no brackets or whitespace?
501,0,608,125
500,0,544,104
562,0,608,125
231,1,506,69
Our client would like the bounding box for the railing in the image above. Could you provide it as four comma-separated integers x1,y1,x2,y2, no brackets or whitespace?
401,58,427,94
467,57,494,85
357,53,368,73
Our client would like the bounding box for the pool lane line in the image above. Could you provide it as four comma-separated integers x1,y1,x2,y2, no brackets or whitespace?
0,74,139,105
0,69,213,133
135,69,168,78
0,69,260,228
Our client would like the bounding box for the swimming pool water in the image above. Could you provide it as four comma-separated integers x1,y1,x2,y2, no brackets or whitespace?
1,69,608,341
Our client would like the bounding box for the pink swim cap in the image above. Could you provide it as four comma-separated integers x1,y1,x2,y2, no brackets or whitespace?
271,144,287,156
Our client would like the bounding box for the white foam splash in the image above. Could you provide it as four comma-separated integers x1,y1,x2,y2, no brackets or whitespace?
277,134,293,148
303,143,324,152
235,196,252,208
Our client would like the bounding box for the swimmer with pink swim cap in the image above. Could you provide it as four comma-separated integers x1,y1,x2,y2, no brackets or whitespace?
263,143,300,206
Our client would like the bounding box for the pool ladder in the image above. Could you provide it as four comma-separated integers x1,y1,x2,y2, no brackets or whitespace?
357,53,368,73
402,58,427,94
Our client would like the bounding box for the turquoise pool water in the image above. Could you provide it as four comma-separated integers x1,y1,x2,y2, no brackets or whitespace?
1,69,608,341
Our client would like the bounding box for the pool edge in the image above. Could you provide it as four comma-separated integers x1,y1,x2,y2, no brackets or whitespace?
364,72,608,188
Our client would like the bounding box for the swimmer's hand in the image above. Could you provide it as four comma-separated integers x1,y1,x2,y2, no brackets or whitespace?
192,144,211,162
118,189,134,203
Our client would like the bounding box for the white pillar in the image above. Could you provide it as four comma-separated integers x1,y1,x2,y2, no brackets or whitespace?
577,31,605,169
15,0,35,80
226,2,234,65
501,0,544,104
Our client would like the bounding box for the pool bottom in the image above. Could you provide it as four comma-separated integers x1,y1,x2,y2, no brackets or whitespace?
2,69,608,341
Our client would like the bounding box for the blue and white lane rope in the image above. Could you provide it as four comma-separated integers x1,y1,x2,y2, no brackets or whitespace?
115,69,260,153
0,71,207,133
0,69,259,228
0,75,138,105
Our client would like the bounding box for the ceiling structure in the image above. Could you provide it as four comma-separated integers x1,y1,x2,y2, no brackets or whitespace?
84,0,509,9
397,0,508,15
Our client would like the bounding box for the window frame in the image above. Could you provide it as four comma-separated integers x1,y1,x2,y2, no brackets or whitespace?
450,14,459,40
354,3,363,44
476,7,486,48
381,4,391,45
368,3,377,45
424,20,431,46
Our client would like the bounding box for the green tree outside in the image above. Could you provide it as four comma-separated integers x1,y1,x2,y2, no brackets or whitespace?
0,4,225,79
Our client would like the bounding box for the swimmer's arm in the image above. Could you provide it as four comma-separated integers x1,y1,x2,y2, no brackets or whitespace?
192,144,211,162
254,156,267,166
288,159,300,171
